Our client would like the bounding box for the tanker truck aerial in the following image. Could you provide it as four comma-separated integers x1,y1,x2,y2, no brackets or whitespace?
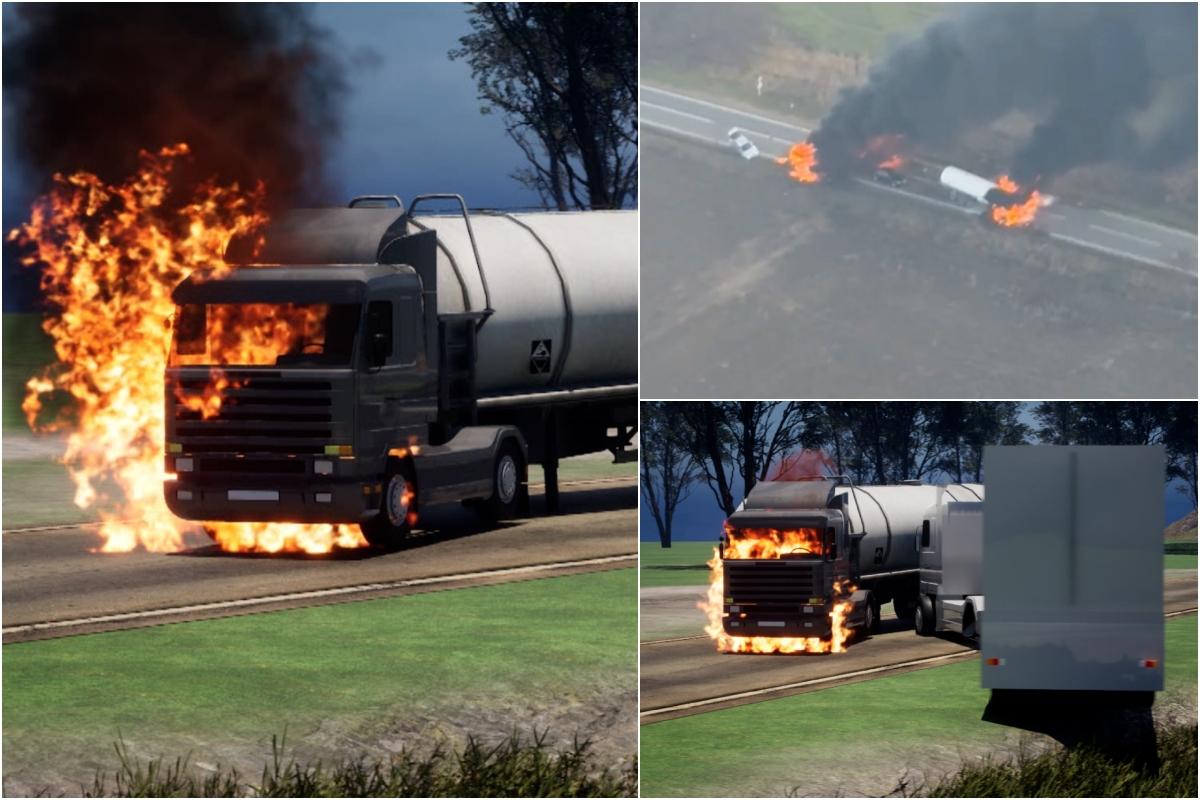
163,194,637,547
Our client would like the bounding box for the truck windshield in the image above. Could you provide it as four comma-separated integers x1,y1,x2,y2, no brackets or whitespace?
723,526,825,560
170,302,361,367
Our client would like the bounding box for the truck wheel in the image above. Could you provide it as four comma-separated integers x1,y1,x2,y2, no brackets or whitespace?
962,606,977,640
893,595,917,622
361,463,417,549
473,441,525,524
915,595,935,636
865,593,881,634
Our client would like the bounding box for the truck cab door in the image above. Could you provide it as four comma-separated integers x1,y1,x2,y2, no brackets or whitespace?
359,287,437,458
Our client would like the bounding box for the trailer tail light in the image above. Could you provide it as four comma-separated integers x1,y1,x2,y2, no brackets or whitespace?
1141,659,1158,669
985,657,1005,667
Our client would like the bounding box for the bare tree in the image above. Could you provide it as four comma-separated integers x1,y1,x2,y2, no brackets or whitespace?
451,3,637,210
640,403,700,548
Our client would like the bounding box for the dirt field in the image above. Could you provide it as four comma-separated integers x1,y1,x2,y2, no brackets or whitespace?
640,134,1196,398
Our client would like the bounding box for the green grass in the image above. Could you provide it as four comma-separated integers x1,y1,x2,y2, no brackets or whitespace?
640,615,1197,797
922,723,1196,797
1165,540,1197,555
773,2,949,57
4,569,636,792
529,456,635,486
2,459,98,529
1164,554,1198,570
639,541,717,588
86,732,637,797
2,313,56,431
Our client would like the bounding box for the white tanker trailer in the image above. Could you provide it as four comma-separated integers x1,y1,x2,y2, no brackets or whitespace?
720,478,983,640
163,194,637,547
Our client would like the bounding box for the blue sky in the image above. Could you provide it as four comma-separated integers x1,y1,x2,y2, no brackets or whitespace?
3,3,546,309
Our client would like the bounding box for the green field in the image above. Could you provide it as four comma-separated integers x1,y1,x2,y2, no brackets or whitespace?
3,313,55,431
2,459,98,529
4,568,636,794
640,615,1197,797
773,2,948,57
1165,554,1198,570
640,541,717,588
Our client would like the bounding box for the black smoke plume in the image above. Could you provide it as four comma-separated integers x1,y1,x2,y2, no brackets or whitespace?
3,3,346,206
811,3,1196,183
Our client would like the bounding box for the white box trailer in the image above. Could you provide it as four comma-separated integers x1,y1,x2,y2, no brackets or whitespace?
916,500,985,639
981,446,1164,695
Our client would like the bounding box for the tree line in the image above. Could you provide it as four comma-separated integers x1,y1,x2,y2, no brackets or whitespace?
641,402,1197,547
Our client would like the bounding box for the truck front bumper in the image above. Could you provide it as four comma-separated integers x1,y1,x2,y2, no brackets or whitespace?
165,476,382,524
722,603,834,638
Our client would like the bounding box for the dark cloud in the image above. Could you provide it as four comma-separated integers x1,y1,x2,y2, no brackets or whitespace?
3,3,347,206
811,3,1196,183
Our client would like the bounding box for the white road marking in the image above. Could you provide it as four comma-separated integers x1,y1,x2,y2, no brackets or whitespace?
643,84,811,135
1087,223,1163,249
642,100,712,124
737,127,802,146
2,554,637,637
854,178,977,215
642,117,724,147
1101,209,1198,242
1047,232,1195,277
639,650,978,719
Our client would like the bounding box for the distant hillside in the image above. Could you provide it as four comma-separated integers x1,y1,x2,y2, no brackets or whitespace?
1166,510,1197,541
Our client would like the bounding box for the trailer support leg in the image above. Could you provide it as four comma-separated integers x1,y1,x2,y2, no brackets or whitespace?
542,413,560,514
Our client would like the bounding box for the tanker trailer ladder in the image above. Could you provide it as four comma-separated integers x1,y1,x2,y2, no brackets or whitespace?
406,193,494,326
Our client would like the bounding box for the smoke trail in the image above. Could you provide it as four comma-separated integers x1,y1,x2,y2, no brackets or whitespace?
811,3,1196,183
3,3,347,206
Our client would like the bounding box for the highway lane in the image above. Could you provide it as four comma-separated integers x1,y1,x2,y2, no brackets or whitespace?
642,83,1197,277
3,479,636,641
640,569,1198,723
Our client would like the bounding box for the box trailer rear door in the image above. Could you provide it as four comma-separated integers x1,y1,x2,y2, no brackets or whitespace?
982,446,1164,693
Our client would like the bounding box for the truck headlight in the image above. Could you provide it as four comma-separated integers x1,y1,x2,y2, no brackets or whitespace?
314,459,333,476
175,457,194,473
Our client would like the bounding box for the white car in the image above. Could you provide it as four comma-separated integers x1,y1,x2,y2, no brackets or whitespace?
727,128,759,160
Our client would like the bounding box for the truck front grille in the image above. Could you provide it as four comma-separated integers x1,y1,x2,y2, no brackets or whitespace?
725,560,821,609
172,373,335,455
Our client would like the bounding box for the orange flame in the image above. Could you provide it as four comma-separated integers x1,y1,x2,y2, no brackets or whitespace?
776,142,821,183
877,154,905,170
9,144,367,554
995,174,1019,194
990,190,1042,227
699,527,856,654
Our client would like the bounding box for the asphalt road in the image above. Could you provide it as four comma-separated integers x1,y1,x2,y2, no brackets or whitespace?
640,570,1198,723
3,479,636,642
642,84,1198,277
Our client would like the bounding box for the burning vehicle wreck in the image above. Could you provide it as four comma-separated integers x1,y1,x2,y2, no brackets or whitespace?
704,477,984,654
164,196,637,548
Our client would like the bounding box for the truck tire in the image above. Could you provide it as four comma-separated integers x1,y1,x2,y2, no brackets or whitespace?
866,593,881,634
475,440,526,523
915,595,935,636
360,461,417,549
893,594,917,622
962,605,978,641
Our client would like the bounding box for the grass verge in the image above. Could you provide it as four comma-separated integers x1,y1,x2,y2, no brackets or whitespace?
2,459,97,529
640,541,715,588
3,312,58,432
1164,554,1198,570
919,722,1196,797
86,731,636,797
3,569,636,796
639,615,1196,797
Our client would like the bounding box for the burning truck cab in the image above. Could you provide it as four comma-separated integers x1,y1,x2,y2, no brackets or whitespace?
164,194,637,547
